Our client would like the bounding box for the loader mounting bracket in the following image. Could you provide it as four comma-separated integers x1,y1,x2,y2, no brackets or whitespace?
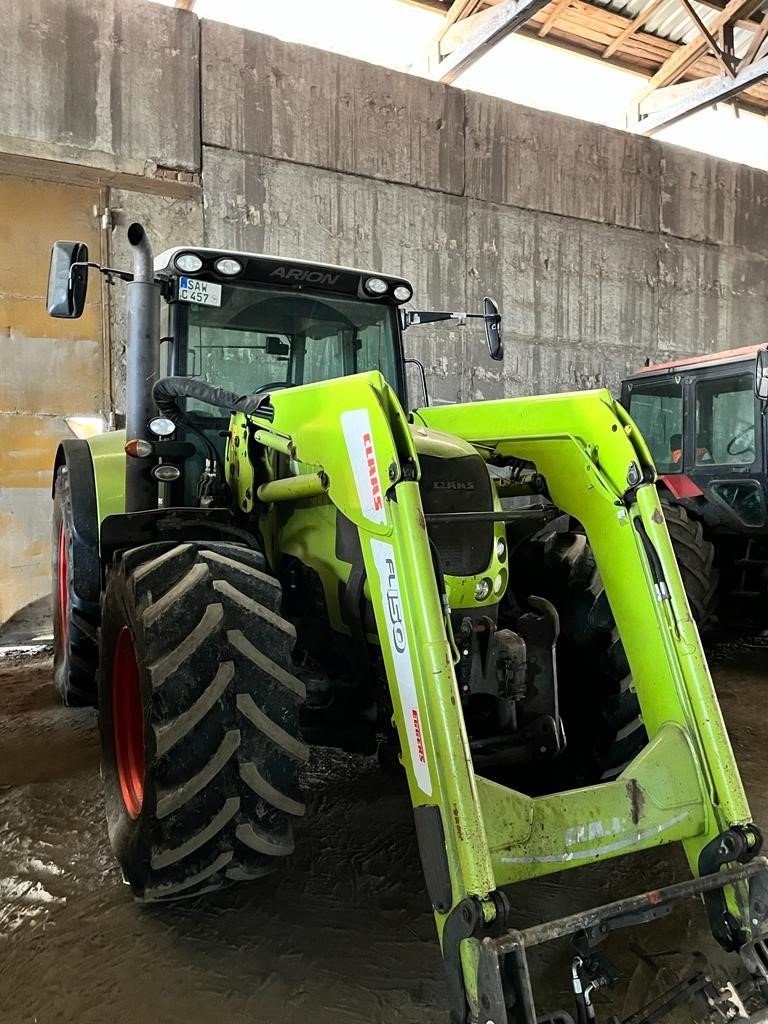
475,857,768,1024
698,824,764,951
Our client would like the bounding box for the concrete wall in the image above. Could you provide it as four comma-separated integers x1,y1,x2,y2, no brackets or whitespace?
200,24,768,401
2,0,768,627
1,0,765,402
0,0,199,177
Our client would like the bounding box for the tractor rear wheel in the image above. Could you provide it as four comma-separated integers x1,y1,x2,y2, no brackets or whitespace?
98,541,308,901
524,530,646,779
660,502,718,633
52,465,100,706
516,506,717,780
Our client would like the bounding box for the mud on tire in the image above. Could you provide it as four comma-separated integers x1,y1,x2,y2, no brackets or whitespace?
52,465,100,706
98,541,308,901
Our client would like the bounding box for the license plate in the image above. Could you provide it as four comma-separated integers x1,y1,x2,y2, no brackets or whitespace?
178,277,222,307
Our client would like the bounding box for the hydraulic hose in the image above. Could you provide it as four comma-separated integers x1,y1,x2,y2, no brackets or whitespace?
152,376,275,423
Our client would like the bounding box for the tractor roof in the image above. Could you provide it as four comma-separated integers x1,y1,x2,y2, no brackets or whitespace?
154,247,414,302
624,343,767,382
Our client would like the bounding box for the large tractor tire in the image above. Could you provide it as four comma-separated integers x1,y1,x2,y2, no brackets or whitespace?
660,502,719,634
524,530,646,779
98,541,308,901
52,464,100,706
517,509,717,781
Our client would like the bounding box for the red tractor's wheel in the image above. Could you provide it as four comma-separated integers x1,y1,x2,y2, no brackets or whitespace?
52,465,99,705
112,627,145,820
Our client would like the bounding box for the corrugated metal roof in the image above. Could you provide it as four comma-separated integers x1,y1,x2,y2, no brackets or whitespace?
591,0,766,57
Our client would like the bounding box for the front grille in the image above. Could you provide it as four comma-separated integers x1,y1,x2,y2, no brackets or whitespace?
418,454,494,576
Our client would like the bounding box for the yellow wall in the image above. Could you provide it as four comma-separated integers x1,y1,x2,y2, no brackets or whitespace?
0,174,103,628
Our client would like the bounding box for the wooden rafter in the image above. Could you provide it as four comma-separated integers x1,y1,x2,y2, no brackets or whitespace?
538,0,572,38
675,0,737,76
430,0,551,82
630,51,768,133
636,0,764,100
175,0,197,9
742,10,768,64
602,0,667,58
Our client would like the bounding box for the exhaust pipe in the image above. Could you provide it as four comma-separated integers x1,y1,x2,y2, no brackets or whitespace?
124,223,161,514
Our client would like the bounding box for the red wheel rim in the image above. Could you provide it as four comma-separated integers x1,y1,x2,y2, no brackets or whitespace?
112,627,145,819
57,524,68,649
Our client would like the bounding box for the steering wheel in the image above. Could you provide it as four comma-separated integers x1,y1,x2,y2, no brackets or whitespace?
252,381,292,395
726,423,755,457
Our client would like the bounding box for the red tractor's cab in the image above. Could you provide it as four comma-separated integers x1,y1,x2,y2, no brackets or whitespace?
620,345,768,628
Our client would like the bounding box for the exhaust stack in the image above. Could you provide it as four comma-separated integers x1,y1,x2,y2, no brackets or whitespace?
125,223,161,514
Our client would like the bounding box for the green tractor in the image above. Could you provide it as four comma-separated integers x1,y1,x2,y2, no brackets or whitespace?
47,224,768,1023
621,346,768,633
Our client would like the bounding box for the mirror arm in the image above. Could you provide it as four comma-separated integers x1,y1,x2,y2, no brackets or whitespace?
69,261,134,286
404,357,429,408
405,310,467,328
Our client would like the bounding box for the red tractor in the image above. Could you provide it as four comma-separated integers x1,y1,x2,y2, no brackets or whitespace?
621,344,768,632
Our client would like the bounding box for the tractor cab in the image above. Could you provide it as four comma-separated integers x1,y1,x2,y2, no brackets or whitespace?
48,232,502,514
155,247,411,410
621,345,768,533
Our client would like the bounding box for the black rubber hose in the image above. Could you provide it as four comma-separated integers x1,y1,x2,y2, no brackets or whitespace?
152,376,275,423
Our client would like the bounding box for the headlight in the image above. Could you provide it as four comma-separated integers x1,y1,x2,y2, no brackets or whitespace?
496,537,507,562
393,285,412,303
152,464,181,482
364,277,388,295
148,416,176,437
215,257,242,276
474,577,492,601
175,253,203,273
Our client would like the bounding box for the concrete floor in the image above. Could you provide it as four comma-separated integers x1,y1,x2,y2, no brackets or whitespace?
0,643,765,1024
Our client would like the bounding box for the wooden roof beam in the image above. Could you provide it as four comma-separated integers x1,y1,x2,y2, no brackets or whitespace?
635,0,764,101
602,0,667,58
538,0,573,38
742,10,768,64
629,51,768,133
428,0,551,82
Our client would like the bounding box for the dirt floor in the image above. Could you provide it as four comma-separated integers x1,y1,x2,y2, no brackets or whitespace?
0,642,765,1024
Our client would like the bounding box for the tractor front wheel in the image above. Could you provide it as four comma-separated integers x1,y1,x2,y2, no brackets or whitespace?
52,465,100,705
98,541,308,901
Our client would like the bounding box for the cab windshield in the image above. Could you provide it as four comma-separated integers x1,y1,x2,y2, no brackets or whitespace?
627,378,684,473
179,283,400,412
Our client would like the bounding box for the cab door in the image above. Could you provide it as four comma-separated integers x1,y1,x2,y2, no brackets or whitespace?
684,364,766,531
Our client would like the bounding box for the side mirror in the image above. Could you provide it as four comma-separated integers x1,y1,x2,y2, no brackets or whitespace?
484,296,503,361
756,348,768,401
47,241,89,319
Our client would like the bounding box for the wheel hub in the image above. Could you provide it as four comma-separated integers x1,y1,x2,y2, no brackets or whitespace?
112,627,145,819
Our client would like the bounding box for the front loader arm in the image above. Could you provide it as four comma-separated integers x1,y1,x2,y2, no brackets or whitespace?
244,374,768,1022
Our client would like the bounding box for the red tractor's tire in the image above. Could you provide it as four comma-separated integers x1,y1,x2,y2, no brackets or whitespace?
52,465,100,706
98,541,308,902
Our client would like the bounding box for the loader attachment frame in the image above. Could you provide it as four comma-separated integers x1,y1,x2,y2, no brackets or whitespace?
235,371,768,1024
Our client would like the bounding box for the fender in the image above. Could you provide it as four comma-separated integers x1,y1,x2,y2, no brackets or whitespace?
52,440,101,602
